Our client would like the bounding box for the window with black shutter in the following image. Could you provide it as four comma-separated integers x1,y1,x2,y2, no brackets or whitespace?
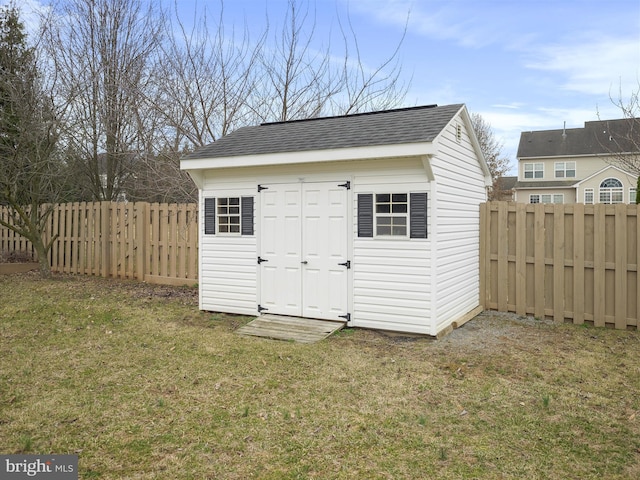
204,196,254,236
357,192,428,239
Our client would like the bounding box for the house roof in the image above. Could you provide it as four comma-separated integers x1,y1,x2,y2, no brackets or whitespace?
183,104,464,160
517,117,640,159
514,180,578,189
497,176,517,190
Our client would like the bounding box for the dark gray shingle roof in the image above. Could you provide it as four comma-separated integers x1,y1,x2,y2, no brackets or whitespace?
517,118,640,159
184,104,463,160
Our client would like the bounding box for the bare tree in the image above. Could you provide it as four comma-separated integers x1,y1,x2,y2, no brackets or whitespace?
471,113,511,201
42,0,164,201
0,3,65,276
602,84,640,172
253,0,408,122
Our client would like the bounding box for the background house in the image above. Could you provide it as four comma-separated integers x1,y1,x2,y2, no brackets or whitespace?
513,118,639,204
181,104,491,336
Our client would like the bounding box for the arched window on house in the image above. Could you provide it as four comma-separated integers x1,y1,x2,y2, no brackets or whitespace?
599,178,624,204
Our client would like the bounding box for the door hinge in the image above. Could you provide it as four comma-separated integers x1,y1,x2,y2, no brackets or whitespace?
257,256,268,264
338,181,351,190
338,260,351,269
258,304,269,313
338,313,351,322
258,184,268,192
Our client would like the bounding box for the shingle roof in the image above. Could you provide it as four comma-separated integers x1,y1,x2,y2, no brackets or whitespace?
183,104,463,160
517,118,640,159
514,180,578,189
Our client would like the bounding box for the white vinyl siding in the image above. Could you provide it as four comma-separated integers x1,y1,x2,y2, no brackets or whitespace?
429,116,486,335
199,188,257,315
352,163,432,334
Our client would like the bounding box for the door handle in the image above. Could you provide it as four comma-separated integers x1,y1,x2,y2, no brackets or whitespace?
301,260,308,265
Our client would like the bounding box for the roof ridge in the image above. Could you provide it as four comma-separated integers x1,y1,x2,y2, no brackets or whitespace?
260,104,442,126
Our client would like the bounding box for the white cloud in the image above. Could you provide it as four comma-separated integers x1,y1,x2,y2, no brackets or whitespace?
525,36,640,96
346,0,509,48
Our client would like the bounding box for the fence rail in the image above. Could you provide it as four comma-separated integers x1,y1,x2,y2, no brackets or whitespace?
480,202,639,330
1,202,198,285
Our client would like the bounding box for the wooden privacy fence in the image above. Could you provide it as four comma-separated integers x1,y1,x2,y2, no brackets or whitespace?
480,201,640,330
0,202,198,286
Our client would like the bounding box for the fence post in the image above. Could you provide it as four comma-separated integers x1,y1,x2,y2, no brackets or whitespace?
479,202,487,309
135,202,148,282
100,201,111,278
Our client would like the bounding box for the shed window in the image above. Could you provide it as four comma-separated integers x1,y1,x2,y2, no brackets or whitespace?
376,193,407,236
357,192,427,238
203,196,254,235
218,197,241,233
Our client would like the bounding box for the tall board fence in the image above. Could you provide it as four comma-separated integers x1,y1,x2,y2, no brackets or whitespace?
3,201,640,330
0,202,198,286
480,201,639,330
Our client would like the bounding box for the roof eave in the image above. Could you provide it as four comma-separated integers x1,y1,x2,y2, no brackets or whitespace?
180,142,437,171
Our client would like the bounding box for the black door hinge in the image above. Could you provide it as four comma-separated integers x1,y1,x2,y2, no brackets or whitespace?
338,313,351,322
338,181,351,190
258,184,268,192
258,304,269,313
257,256,268,264
338,260,351,269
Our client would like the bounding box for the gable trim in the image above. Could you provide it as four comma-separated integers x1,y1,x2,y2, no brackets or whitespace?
181,142,437,171
573,164,638,187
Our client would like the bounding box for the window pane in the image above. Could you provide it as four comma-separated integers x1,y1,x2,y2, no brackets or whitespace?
229,206,240,214
394,217,407,226
376,225,391,235
534,171,543,178
392,226,407,235
377,217,391,226
376,204,391,213
553,195,563,203
376,194,390,203
530,195,540,203
219,225,228,233
229,198,240,205
392,193,407,202
392,203,407,213
566,169,575,177
230,225,240,233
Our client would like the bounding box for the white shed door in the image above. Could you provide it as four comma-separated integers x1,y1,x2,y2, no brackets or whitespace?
259,182,349,321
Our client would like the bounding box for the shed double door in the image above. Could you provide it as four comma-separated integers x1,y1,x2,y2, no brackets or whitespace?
259,181,349,321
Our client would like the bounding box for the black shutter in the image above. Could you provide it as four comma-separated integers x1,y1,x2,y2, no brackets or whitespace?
241,197,254,235
410,192,428,239
357,194,374,237
204,197,216,234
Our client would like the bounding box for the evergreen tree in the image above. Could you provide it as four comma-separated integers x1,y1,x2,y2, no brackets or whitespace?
0,2,62,277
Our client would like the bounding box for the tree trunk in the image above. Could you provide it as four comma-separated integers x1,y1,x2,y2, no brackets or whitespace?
32,237,52,278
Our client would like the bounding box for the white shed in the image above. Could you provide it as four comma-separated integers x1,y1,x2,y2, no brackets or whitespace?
181,104,491,336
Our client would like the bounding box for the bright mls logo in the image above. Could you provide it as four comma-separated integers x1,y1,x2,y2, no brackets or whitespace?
1,455,78,479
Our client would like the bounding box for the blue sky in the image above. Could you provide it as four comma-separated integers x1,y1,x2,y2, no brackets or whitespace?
10,0,640,173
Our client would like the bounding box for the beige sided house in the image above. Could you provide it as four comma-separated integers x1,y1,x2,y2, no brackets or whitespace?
181,104,491,336
514,118,638,204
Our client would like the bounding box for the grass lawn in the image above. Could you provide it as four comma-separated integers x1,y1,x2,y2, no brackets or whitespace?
0,273,639,479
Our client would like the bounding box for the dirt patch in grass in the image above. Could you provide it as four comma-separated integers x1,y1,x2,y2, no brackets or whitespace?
1,274,639,479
